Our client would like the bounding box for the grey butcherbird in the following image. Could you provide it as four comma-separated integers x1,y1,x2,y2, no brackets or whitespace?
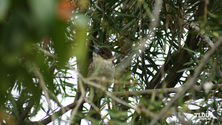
87,45,115,121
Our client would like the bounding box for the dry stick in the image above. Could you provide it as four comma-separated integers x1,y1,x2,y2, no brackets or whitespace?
33,64,68,124
113,87,178,96
89,77,136,85
84,97,100,114
69,79,86,124
19,101,34,123
37,102,77,124
113,83,222,96
150,37,222,125
35,45,55,57
33,66,56,125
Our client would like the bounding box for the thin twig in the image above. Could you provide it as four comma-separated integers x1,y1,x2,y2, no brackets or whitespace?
33,65,56,125
150,37,222,125
34,102,77,124
84,97,100,114
19,100,34,123
112,83,222,96
35,45,55,57
89,77,136,85
84,97,112,122
69,79,86,124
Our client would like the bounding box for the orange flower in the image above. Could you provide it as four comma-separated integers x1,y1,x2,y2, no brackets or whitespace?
57,0,76,21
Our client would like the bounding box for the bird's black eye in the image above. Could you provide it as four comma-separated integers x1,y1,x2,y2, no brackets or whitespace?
99,49,104,55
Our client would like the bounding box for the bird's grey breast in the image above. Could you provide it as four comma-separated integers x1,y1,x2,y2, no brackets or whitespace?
88,53,115,81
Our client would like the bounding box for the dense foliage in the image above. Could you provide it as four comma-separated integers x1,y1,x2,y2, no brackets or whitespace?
0,0,222,124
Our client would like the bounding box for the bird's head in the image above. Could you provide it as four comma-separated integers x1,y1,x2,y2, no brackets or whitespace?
88,45,115,80
92,46,113,60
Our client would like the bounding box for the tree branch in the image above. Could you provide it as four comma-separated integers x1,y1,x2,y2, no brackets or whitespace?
33,101,77,125
70,79,86,124
113,83,222,96
18,100,34,123
150,37,222,125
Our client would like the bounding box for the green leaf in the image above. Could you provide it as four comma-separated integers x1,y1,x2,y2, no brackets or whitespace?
184,47,196,54
0,0,9,21
29,0,56,34
121,19,136,31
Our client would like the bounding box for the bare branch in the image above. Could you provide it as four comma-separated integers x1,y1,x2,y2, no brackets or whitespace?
19,100,34,123
113,84,222,96
35,102,77,124
150,37,222,125
35,45,55,57
115,0,163,73
70,79,86,124
33,65,56,124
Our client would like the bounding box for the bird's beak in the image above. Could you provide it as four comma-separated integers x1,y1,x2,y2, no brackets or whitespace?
92,46,99,54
